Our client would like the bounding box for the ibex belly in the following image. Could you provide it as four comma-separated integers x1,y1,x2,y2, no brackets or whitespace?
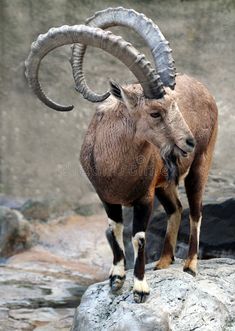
82,152,157,206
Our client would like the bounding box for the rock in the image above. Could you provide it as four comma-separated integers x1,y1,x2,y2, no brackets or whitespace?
0,239,105,330
21,199,51,221
71,258,235,331
1,198,233,329
74,192,103,216
29,213,111,274
8,308,74,331
123,198,235,268
0,212,111,330
177,198,235,260
0,194,28,210
0,218,106,331
0,262,81,331
0,207,32,257
20,197,75,221
1,191,103,220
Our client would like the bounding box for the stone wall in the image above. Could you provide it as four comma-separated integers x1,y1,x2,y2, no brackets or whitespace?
0,0,234,206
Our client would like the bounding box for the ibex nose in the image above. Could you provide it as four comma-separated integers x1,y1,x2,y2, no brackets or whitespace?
186,137,196,150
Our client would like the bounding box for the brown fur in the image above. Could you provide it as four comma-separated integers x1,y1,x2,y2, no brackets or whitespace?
80,73,218,283
80,74,218,207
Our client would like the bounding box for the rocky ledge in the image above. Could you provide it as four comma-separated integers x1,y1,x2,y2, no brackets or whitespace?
0,205,111,331
72,258,235,331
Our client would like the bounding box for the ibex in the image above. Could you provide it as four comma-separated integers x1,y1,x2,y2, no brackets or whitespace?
25,7,218,303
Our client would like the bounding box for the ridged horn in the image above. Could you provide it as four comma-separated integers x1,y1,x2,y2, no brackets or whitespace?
25,25,165,111
71,7,175,102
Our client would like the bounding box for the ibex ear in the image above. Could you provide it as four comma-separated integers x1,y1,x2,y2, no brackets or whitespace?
169,100,179,112
109,80,138,111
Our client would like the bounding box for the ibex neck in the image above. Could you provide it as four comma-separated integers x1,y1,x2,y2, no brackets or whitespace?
80,110,162,205
93,113,153,175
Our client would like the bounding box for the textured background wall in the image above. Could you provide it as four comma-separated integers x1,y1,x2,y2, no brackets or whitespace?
0,0,234,206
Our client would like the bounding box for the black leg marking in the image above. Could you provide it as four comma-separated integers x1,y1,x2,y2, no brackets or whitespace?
106,227,125,266
103,202,126,291
103,202,123,223
134,237,145,281
132,198,153,303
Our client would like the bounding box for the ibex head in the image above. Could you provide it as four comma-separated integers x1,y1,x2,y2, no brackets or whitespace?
108,81,195,174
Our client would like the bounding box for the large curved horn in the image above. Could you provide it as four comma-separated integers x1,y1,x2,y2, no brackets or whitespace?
71,7,175,102
25,25,164,111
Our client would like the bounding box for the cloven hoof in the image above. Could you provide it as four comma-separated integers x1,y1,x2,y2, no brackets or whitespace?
133,290,150,303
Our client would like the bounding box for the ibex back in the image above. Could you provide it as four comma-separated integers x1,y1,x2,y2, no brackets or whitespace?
25,7,218,303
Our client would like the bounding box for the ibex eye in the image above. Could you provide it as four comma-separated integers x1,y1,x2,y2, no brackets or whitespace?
150,112,161,118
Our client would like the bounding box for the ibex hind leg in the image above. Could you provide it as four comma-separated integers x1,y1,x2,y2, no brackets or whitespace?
184,155,212,276
154,184,182,270
103,202,126,291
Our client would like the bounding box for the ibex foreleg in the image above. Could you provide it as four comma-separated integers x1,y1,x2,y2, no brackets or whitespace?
132,197,153,303
104,203,126,291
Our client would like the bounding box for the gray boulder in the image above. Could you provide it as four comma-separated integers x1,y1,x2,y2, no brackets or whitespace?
71,258,235,331
20,197,75,222
0,207,32,257
20,199,51,221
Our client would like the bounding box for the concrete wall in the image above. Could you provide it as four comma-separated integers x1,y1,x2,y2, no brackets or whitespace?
0,0,234,205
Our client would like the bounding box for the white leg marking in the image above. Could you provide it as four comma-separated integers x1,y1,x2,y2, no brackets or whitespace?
108,218,125,252
108,218,125,277
109,260,125,278
184,215,202,273
132,232,149,294
133,275,150,294
190,215,202,253
132,231,145,261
